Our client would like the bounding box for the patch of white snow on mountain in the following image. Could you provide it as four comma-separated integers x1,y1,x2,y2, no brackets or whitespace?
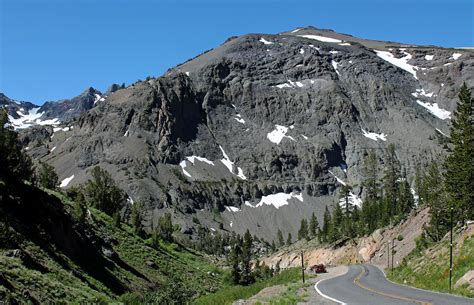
331,60,341,76
244,201,254,208
374,49,418,79
50,146,56,152
291,28,301,33
185,71,190,76
255,192,303,209
234,114,246,124
93,94,103,105
179,160,192,178
219,146,247,180
301,134,308,140
298,35,342,43
412,88,435,98
186,156,215,166
225,206,241,212
425,55,434,61
308,44,320,51
452,53,462,60
411,188,419,206
124,129,130,137
299,48,305,54
329,50,339,54
361,129,387,141
267,125,297,144
60,175,74,188
435,128,449,137
416,100,451,120
328,170,347,186
259,37,273,45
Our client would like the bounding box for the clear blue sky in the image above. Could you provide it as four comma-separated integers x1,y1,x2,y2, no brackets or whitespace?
1,0,473,105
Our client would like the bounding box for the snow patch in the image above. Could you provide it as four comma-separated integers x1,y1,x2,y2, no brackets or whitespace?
425,55,434,61
416,100,451,120
328,170,347,186
185,71,190,76
60,175,74,188
50,146,56,152
8,107,60,129
451,53,462,60
225,206,241,212
259,37,273,45
331,60,341,76
234,114,246,124
339,42,351,46
308,44,320,51
219,146,247,180
301,134,308,140
412,88,435,98
267,125,296,144
435,128,449,137
375,49,418,79
179,160,192,178
329,50,339,54
298,35,342,43
361,129,387,141
255,192,303,209
299,48,305,54
339,193,363,208
186,156,214,166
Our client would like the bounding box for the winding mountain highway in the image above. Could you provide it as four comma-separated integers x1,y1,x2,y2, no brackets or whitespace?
314,264,473,305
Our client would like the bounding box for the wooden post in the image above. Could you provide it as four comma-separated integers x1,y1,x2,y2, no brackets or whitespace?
301,251,305,284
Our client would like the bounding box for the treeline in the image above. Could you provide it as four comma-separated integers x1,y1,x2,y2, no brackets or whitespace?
415,84,473,244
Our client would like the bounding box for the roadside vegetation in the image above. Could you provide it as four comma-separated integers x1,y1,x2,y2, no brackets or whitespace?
194,268,303,305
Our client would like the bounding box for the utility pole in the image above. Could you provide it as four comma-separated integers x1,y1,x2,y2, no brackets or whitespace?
391,239,394,273
449,206,454,292
301,251,305,284
387,242,390,271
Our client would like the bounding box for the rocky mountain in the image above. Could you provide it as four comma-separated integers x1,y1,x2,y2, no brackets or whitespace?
1,87,104,129
13,26,474,242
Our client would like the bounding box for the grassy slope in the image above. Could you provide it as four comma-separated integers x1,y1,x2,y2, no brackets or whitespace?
388,230,474,298
194,268,303,305
0,185,223,303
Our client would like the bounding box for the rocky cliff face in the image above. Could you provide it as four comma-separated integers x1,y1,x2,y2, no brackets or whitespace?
12,27,474,242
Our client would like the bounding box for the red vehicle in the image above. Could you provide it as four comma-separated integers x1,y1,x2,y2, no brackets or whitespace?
310,264,327,273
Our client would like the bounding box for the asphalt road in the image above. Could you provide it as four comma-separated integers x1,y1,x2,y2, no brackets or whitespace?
314,264,474,305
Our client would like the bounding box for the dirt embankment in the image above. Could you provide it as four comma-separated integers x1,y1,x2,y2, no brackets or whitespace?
262,208,430,269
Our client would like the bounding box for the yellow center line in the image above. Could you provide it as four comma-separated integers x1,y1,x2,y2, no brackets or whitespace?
353,266,432,305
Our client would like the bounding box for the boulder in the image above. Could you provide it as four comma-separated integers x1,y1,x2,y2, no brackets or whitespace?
454,270,474,290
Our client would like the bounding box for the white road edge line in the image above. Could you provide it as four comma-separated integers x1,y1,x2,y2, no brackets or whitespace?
314,277,347,305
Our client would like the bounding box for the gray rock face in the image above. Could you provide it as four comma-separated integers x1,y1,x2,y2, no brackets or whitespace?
18,27,474,242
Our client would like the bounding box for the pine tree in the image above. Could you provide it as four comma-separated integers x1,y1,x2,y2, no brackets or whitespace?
444,83,474,223
330,204,343,242
230,241,241,284
37,161,59,189
424,162,449,241
156,213,174,242
397,168,414,216
277,229,284,247
0,109,33,182
321,206,332,242
383,144,401,222
240,229,254,285
286,233,292,246
73,191,87,222
298,218,309,241
131,201,144,235
309,212,319,238
84,166,125,215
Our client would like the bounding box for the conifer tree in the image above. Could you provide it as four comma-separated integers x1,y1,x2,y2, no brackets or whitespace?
444,83,474,222
37,161,59,189
424,162,449,241
240,229,254,285
131,201,144,235
277,229,284,247
321,206,332,242
298,218,309,241
286,232,292,246
383,144,401,221
84,166,125,215
309,212,319,238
